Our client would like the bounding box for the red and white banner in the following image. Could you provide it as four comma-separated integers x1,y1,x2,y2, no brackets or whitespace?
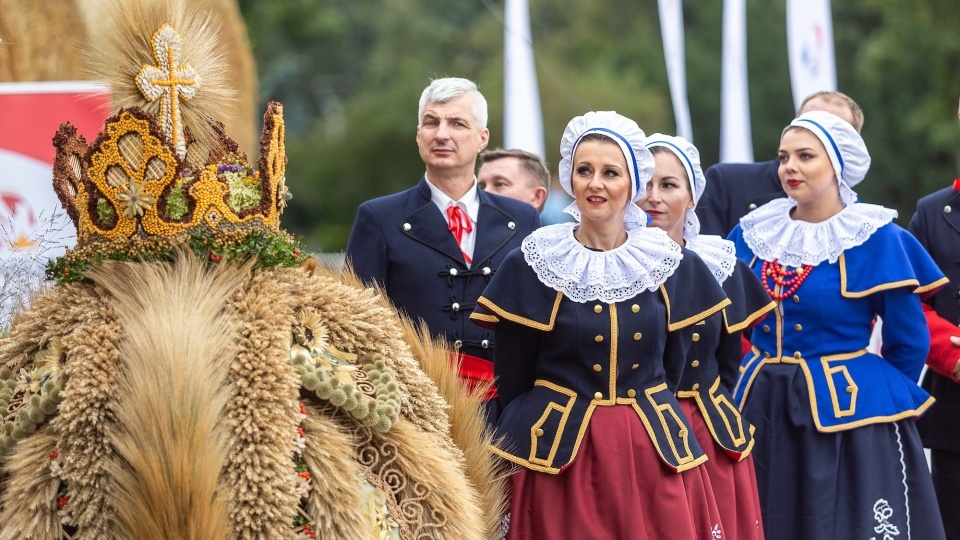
786,0,836,111
0,81,108,249
0,81,109,325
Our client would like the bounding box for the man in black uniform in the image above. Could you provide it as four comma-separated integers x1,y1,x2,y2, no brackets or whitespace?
345,78,540,422
908,97,960,540
696,91,865,237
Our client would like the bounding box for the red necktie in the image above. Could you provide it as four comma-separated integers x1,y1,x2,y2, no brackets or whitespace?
446,205,473,264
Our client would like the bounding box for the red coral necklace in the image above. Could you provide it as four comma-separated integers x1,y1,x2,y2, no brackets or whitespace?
761,259,813,300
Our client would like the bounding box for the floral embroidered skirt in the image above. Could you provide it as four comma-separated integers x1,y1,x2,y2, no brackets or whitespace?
503,405,724,540
678,398,764,540
741,363,946,540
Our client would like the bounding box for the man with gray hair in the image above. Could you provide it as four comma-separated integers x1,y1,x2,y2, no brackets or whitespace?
346,77,540,421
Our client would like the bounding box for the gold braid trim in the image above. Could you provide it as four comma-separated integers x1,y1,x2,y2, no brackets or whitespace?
221,269,301,538
49,284,124,539
0,424,61,540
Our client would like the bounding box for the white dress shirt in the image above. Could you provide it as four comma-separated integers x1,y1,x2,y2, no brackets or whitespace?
424,174,479,266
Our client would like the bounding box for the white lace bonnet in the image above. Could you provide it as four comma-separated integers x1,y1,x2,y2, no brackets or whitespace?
644,133,705,241
558,111,655,230
785,111,871,206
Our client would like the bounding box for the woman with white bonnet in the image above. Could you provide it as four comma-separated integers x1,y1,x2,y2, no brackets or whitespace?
728,110,948,539
471,111,731,538
640,133,774,540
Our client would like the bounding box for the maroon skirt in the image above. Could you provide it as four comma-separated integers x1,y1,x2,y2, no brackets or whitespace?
679,398,764,540
504,405,723,540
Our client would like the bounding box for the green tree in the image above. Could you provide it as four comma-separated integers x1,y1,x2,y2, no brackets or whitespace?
238,0,960,252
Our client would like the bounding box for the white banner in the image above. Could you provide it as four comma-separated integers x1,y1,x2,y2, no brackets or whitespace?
657,0,693,142
719,0,753,163
503,0,544,158
786,0,837,111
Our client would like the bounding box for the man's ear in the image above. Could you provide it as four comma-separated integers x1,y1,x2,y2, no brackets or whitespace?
532,186,548,210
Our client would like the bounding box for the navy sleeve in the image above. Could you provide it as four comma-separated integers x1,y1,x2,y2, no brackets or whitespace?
697,165,731,237
664,324,693,392
344,203,387,288
716,325,743,391
493,319,541,410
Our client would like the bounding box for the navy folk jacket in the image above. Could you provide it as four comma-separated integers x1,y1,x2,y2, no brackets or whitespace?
910,185,960,453
345,178,540,361
696,159,783,237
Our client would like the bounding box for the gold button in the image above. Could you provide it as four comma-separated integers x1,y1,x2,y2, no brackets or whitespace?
692,383,700,391
793,295,800,303
692,333,700,342
794,324,803,331
691,360,700,368
631,304,640,313
627,389,637,398
631,364,639,370
593,364,602,372
595,335,604,343
846,386,854,394
793,351,802,359
678,429,687,438
535,428,544,436
762,325,770,333
594,392,603,400
634,332,642,341
594,304,602,313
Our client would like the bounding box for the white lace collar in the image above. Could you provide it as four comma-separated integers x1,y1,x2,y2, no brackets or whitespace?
520,222,682,303
740,198,897,267
684,235,737,284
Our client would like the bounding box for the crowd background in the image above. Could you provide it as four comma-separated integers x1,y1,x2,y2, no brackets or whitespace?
237,0,960,252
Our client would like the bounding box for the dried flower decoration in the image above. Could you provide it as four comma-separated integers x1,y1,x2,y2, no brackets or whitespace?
34,337,67,382
15,368,43,397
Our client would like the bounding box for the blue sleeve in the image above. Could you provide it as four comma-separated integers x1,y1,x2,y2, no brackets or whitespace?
344,203,387,288
872,287,930,382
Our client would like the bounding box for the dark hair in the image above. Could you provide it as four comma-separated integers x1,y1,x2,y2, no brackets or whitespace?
478,148,550,190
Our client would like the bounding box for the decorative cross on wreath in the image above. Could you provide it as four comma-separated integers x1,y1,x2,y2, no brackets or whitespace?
135,24,201,158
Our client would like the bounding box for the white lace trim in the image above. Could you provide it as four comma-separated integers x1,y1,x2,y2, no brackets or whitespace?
521,222,682,303
685,235,737,284
741,198,897,267
682,208,701,244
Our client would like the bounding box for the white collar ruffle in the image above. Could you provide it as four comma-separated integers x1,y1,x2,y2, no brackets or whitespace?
521,222,682,303
740,198,897,267
684,234,737,284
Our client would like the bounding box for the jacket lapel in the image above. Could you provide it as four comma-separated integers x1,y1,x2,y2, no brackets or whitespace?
939,190,960,236
472,192,519,265
402,179,467,265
